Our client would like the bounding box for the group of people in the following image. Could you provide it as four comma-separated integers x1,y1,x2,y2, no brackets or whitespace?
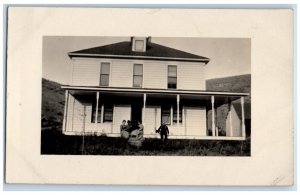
120,120,144,139
120,120,170,142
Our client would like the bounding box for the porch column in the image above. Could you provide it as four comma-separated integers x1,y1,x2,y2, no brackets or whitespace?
241,96,246,138
101,104,104,123
143,93,147,123
95,92,100,124
211,96,215,136
62,90,69,132
170,106,173,126
228,98,233,137
177,94,180,126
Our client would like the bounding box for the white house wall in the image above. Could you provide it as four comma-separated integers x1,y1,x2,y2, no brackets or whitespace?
185,107,207,136
71,57,206,90
143,61,168,89
177,62,205,90
225,105,242,137
111,61,133,87
143,106,161,135
72,59,100,86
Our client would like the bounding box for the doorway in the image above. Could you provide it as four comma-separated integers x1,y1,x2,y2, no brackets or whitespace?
131,103,142,123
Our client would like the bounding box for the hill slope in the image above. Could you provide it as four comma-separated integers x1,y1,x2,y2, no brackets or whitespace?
41,78,65,130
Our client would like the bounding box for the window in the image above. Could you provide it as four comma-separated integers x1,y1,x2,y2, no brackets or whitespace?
168,65,177,89
134,40,144,51
100,63,110,86
161,106,171,125
91,103,113,123
91,101,101,123
173,106,183,124
104,105,113,122
133,64,143,87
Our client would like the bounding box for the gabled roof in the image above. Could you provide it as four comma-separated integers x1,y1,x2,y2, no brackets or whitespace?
68,41,210,63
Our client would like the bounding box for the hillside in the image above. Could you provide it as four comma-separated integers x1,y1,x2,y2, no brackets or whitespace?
206,74,251,135
41,78,65,130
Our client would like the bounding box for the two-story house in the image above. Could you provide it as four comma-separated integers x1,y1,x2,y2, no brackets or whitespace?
61,37,249,140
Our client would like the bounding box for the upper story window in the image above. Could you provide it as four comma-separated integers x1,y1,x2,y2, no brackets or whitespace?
133,64,143,88
100,62,110,86
168,65,177,89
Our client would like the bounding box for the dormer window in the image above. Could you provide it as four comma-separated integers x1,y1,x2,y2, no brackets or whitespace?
131,37,147,52
135,40,144,51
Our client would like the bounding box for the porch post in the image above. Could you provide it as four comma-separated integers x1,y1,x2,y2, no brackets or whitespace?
95,92,99,124
241,96,246,138
228,99,233,137
143,93,147,123
101,104,104,123
62,90,69,132
170,106,173,126
177,94,180,126
211,96,215,136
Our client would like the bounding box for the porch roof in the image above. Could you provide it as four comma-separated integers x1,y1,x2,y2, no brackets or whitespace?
61,85,249,97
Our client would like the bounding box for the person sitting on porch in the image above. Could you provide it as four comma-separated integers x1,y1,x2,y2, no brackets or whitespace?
125,120,132,132
157,122,169,141
120,120,130,139
128,121,144,147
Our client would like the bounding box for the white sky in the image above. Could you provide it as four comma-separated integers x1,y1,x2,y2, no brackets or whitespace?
43,37,251,85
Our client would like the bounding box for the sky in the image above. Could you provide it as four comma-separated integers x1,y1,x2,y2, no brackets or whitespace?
43,37,250,85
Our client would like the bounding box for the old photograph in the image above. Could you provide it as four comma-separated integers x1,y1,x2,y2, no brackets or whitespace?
6,7,293,185
41,36,251,155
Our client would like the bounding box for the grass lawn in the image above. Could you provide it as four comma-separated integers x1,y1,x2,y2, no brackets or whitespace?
41,130,250,156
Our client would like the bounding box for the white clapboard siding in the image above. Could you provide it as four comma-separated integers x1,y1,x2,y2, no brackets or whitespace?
143,62,167,89
111,61,133,87
226,105,242,137
143,106,161,135
72,59,100,86
177,62,205,90
185,107,206,136
169,126,185,136
112,105,131,134
66,93,75,132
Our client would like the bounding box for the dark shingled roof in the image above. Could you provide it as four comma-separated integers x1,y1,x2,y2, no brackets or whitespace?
68,41,209,63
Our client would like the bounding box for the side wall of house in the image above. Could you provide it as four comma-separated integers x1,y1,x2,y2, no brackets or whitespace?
225,105,242,137
71,58,206,90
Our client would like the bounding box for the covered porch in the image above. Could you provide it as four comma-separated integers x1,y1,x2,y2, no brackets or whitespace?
61,86,249,140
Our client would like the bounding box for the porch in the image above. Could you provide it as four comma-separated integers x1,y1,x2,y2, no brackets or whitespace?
61,86,249,140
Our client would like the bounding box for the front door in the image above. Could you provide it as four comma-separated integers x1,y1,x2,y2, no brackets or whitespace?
131,103,142,123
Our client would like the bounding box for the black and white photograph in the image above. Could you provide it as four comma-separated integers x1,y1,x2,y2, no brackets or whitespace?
41,36,251,156
5,7,294,186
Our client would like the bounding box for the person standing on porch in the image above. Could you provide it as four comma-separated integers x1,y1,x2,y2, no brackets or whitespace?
157,122,169,141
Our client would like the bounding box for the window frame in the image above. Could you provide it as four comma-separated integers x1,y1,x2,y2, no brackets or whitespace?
103,104,113,123
100,62,110,87
161,106,171,125
168,65,177,89
133,64,143,88
134,40,145,52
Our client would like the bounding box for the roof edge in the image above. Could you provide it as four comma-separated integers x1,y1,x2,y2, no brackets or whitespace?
68,52,210,63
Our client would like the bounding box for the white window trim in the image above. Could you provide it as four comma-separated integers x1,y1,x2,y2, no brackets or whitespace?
100,61,111,87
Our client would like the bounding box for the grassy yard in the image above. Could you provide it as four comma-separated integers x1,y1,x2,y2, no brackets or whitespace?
41,130,250,156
